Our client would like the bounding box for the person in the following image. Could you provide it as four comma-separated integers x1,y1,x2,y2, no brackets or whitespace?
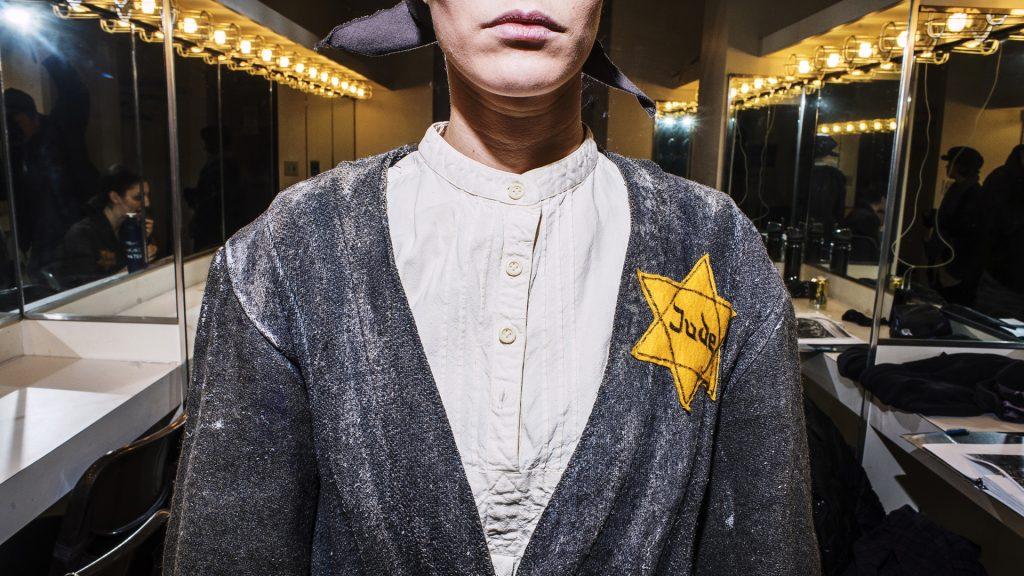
807,135,847,237
4,55,98,280
843,186,885,263
926,146,985,306
164,2,818,575
976,144,1024,319
60,165,151,287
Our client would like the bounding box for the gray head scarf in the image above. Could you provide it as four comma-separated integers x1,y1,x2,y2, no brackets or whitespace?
316,0,655,117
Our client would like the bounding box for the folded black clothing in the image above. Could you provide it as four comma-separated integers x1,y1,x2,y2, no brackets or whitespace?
842,309,887,328
858,353,1021,418
837,345,870,381
841,505,986,576
975,362,1024,423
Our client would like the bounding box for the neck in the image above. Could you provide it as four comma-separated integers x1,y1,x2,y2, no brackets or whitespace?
103,206,124,230
443,65,585,174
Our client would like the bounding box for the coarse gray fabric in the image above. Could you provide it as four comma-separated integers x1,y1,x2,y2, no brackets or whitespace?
163,146,820,575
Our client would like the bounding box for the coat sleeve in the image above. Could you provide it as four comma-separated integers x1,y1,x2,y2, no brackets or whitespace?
695,263,820,573
163,248,318,575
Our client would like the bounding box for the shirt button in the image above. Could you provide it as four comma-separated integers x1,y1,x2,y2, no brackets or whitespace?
505,260,523,277
498,326,517,344
507,181,525,200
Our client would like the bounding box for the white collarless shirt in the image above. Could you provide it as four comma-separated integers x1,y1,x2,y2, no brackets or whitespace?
386,122,630,575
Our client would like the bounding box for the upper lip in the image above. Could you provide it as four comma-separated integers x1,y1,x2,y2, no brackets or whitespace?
483,10,567,32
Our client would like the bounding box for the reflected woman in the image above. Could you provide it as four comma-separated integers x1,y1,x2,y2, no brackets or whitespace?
164,2,818,575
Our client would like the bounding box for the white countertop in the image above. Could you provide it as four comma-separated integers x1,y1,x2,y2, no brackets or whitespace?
0,355,183,544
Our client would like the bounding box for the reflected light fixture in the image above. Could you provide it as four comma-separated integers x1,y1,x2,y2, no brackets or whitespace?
2,5,35,33
946,12,970,33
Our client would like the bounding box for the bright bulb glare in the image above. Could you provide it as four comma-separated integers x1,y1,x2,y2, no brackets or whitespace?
182,17,198,35
278,55,290,68
2,6,34,32
740,82,750,94
681,115,695,129
239,39,252,54
873,121,883,130
295,62,305,73
213,29,227,45
753,78,764,90
896,30,908,49
331,76,340,87
797,59,812,75
858,42,873,59
357,87,366,98
946,12,969,33
826,52,842,68
141,0,157,15
320,71,328,82
260,48,273,62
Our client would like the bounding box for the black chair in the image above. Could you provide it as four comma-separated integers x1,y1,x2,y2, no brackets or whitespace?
48,412,187,576
63,509,169,576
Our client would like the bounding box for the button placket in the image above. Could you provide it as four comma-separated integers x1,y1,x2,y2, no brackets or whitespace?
485,205,541,469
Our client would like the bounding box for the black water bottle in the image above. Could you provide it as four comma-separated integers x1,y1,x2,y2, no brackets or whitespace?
766,221,784,262
805,221,824,264
829,228,852,277
122,212,148,273
783,226,804,285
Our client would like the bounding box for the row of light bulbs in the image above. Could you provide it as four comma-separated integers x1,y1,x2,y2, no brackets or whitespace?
730,8,1024,109
818,118,898,136
54,1,372,100
655,100,698,116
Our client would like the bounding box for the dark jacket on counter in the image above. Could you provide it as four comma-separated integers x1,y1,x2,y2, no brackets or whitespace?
163,148,818,575
60,211,126,287
982,144,1024,293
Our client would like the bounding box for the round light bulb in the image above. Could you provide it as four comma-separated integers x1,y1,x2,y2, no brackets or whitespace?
341,81,350,91
797,59,812,75
888,120,897,130
278,55,290,68
239,39,252,54
294,62,305,73
357,87,366,98
320,71,329,82
820,125,830,134
826,52,843,68
753,77,764,90
946,12,970,33
873,120,883,130
308,66,317,79
845,123,855,133
141,0,157,15
896,30,908,49
740,82,750,94
331,76,340,87
858,41,873,59
182,17,198,35
260,48,273,62
858,121,868,131
213,29,227,46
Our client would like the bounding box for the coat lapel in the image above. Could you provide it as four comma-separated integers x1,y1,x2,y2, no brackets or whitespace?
319,147,495,576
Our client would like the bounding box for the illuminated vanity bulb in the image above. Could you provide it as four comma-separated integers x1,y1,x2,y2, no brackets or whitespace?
858,41,874,59
182,17,198,35
140,0,156,15
819,125,830,134
260,47,273,62
239,39,252,54
879,61,895,70
946,12,970,33
797,59,812,75
858,121,868,131
278,54,290,68
356,87,366,98
728,87,738,99
896,30,908,49
320,71,329,82
213,29,227,46
740,82,750,94
341,80,350,91
845,123,855,133
331,76,340,87
753,77,764,90
294,62,305,73
873,120,883,130
888,120,897,130
307,66,317,79
826,52,843,68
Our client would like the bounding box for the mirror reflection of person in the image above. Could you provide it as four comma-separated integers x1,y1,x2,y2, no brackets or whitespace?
184,126,238,251
976,144,1024,318
843,187,885,262
60,166,152,287
807,136,846,235
3,55,97,281
926,147,984,306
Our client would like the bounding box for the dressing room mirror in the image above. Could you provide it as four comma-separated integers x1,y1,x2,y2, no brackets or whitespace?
803,79,900,284
882,5,1024,345
724,80,803,230
0,0,177,320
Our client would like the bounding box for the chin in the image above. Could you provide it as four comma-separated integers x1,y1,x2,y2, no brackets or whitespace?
464,52,578,99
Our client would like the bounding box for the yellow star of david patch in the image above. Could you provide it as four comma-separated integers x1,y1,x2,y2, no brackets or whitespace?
631,254,736,411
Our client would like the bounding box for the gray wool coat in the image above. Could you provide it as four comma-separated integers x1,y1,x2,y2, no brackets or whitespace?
163,146,820,575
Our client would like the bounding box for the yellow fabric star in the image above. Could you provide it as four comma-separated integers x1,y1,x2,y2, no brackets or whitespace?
631,254,736,411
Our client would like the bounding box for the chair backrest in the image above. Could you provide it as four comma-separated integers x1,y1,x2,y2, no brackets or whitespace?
50,412,187,576
64,509,169,576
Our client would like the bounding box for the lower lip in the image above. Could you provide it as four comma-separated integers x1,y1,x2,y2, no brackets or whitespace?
490,22,556,43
